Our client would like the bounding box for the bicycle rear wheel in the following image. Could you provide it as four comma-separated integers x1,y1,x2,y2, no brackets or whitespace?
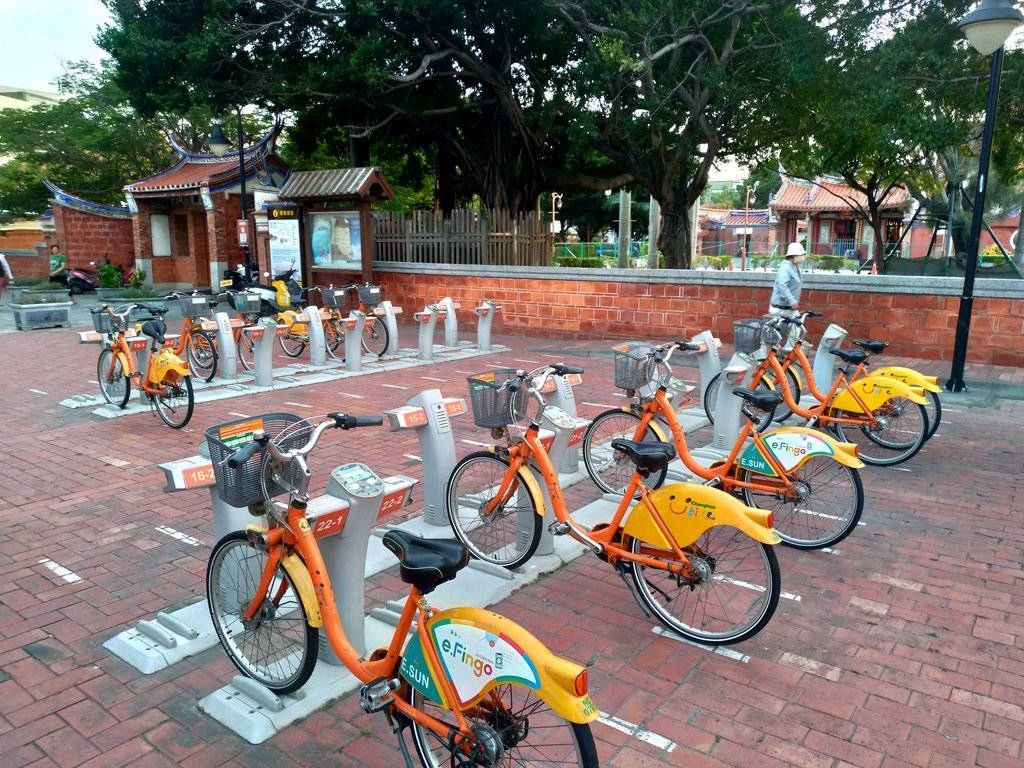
207,532,318,694
409,686,598,767
186,330,218,382
238,330,255,372
703,372,778,432
97,348,131,408
628,527,780,645
153,374,194,429
361,315,390,357
581,409,667,496
446,452,542,569
925,390,941,439
831,398,928,466
741,456,863,549
279,329,307,357
324,319,345,360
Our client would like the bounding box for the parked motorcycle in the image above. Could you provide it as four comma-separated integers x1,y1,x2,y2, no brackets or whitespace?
221,264,303,314
68,264,100,295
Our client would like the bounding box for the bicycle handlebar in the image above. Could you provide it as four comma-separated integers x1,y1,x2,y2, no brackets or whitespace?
225,412,384,470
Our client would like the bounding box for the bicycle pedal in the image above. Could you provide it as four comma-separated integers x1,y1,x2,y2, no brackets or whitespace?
548,521,571,536
359,677,400,713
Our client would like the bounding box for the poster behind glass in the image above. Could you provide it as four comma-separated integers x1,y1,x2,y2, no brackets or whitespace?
310,212,362,269
268,215,301,276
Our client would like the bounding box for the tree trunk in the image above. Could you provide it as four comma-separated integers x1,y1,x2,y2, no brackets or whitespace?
658,195,695,269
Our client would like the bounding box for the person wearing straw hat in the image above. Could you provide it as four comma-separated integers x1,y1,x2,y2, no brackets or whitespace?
769,242,805,318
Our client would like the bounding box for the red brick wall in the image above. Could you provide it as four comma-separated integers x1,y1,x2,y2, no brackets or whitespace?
374,270,1024,368
53,205,134,272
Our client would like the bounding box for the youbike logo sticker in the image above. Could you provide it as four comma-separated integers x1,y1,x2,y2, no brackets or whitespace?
668,496,716,520
432,620,539,706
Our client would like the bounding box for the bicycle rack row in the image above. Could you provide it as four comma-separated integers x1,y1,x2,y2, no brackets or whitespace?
102,345,721,743
412,297,502,360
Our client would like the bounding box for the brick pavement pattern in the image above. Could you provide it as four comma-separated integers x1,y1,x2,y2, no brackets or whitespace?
2,308,1024,768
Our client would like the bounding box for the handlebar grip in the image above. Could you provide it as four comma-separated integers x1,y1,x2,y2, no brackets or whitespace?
329,412,385,429
226,440,262,469
675,340,702,351
552,364,584,376
804,311,823,318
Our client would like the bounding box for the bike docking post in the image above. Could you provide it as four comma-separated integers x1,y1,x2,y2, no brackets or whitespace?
304,306,328,367
383,390,468,526
213,310,242,384
343,311,366,372
541,372,584,474
414,304,444,361
250,316,282,387
693,330,723,413
474,300,502,351
102,444,250,675
200,466,418,744
374,300,402,356
811,323,848,394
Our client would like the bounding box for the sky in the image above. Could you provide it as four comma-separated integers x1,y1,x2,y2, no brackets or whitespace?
0,0,112,92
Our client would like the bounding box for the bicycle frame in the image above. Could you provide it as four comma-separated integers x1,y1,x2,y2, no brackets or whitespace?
103,320,189,396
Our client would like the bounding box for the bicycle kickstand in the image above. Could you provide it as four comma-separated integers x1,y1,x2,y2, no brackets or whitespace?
614,561,652,618
382,707,417,768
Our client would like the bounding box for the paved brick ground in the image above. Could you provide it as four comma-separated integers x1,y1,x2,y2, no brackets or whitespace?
2,300,1023,767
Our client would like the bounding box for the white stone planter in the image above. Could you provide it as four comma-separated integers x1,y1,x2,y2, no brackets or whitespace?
10,301,74,330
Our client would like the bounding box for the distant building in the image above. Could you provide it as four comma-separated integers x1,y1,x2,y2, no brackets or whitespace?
0,86,64,110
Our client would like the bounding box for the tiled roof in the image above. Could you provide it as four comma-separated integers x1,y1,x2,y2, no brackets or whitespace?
771,179,910,213
126,159,240,193
720,209,770,225
278,168,394,201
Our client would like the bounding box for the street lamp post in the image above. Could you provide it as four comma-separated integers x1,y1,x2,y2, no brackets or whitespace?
550,192,563,259
947,0,1024,392
207,107,254,283
743,184,757,271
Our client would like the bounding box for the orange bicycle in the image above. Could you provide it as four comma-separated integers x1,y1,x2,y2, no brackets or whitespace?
92,304,194,428
207,412,599,766
704,315,930,466
446,364,782,645
162,291,219,382
581,341,865,550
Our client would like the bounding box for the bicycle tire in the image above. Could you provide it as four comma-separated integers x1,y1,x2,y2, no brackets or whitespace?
703,372,776,432
153,373,194,429
831,398,928,466
324,319,345,360
206,532,318,694
740,456,864,550
628,527,780,645
97,348,131,408
361,315,390,357
279,330,307,357
238,330,255,372
925,390,941,439
445,452,542,569
186,330,218,382
409,686,599,767
581,409,668,496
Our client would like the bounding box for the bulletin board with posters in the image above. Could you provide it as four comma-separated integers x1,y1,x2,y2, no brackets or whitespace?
308,211,362,271
267,205,302,276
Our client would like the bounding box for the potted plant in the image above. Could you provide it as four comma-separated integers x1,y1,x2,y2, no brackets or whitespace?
9,288,74,330
6,277,67,304
96,261,124,299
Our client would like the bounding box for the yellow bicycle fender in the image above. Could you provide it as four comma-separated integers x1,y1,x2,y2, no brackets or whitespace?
872,366,942,393
280,552,323,628
623,483,781,548
148,349,190,384
759,426,864,469
402,607,597,724
279,309,308,335
830,375,927,413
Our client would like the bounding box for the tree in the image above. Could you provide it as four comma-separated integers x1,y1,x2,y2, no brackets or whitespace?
0,62,178,221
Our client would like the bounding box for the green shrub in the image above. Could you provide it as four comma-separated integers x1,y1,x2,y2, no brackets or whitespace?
700,255,732,270
9,276,52,287
556,256,606,268
129,267,147,289
103,286,161,300
810,255,847,272
98,262,122,288
751,254,778,270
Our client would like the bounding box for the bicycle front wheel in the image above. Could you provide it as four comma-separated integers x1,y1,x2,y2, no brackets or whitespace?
628,527,780,645
925,390,942,439
207,532,318,694
324,319,345,360
581,409,667,496
703,372,776,432
741,456,864,549
361,315,390,357
409,686,599,768
446,452,542,569
153,373,194,429
279,330,307,357
832,397,928,466
186,330,218,382
238,330,255,372
97,348,131,408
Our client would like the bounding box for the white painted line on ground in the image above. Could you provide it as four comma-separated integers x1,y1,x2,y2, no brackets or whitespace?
942,408,962,413
597,713,677,752
893,467,912,472
381,383,409,390
338,392,365,398
155,525,203,548
714,574,802,602
39,558,82,584
652,627,750,662
460,439,491,447
403,454,422,462
87,379,98,385
99,457,131,468
512,358,539,364
284,401,313,408
456,370,481,375
29,389,48,395
582,401,621,409
420,376,447,382
228,412,250,418
821,547,839,555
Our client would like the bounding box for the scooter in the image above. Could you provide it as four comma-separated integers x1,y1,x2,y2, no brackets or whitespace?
68,264,100,295
221,264,303,314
